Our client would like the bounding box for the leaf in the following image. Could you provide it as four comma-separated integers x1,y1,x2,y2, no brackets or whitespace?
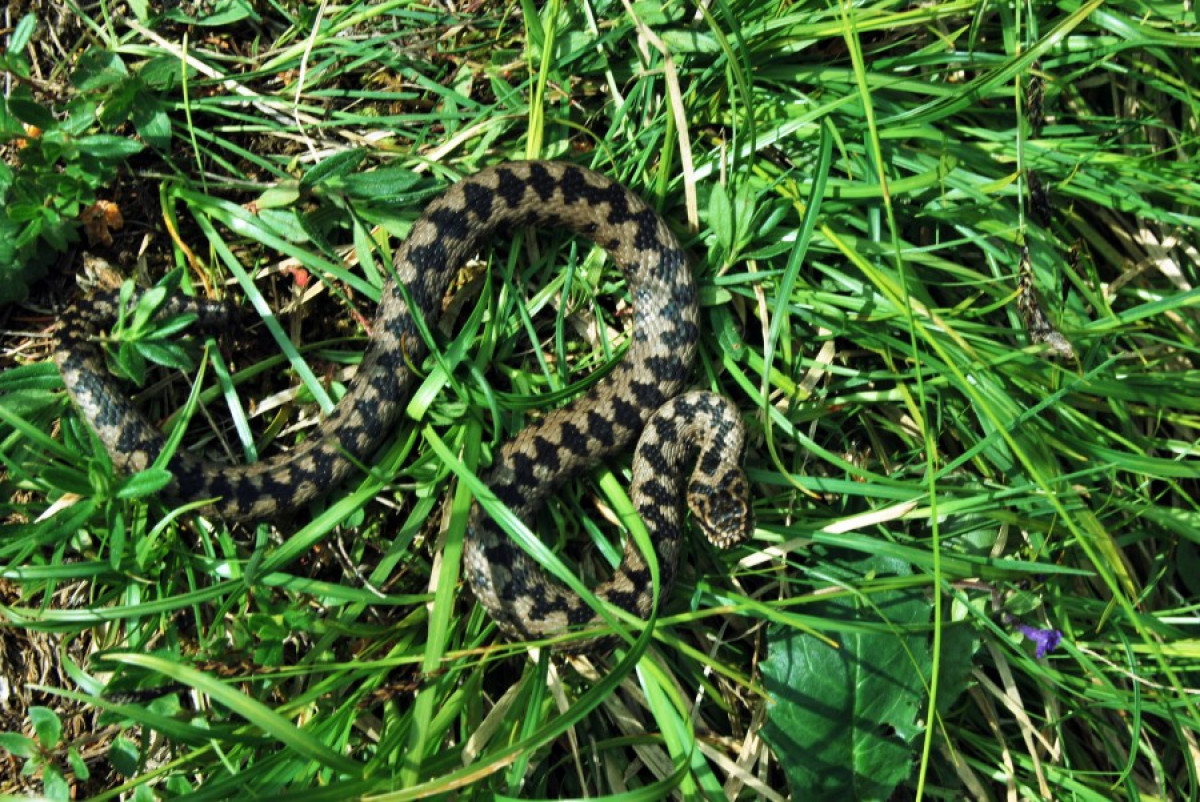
934,623,980,716
61,98,99,137
67,746,90,780
42,763,70,801
109,508,126,570
0,103,22,139
0,388,59,418
335,167,421,199
0,218,50,303
10,13,37,52
146,311,199,339
134,340,196,372
760,556,932,801
71,49,129,91
707,181,734,257
7,89,56,130
138,55,188,90
75,134,144,161
254,182,301,210
631,0,674,24
0,732,38,759
98,80,139,128
731,182,757,256
109,736,140,776
162,776,191,796
105,652,363,774
130,285,167,332
30,706,62,750
41,466,94,497
116,468,175,500
0,46,30,80
301,147,367,188
113,342,147,385
255,208,311,243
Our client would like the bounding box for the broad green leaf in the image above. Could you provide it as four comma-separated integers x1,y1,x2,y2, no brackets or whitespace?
255,182,301,210
934,623,979,716
114,342,147,385
129,101,166,145
43,764,69,801
335,167,421,198
30,706,62,749
75,134,145,161
0,732,37,759
138,55,188,90
109,736,140,776
761,557,932,801
255,208,311,243
6,89,56,130
0,388,59,418
71,49,129,91
98,81,139,127
302,147,367,188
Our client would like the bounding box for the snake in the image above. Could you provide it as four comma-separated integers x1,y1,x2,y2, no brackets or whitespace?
54,160,753,647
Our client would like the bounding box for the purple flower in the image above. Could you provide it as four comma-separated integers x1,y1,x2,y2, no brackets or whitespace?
1016,623,1063,659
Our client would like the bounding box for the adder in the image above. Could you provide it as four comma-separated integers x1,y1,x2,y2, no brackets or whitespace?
55,160,753,646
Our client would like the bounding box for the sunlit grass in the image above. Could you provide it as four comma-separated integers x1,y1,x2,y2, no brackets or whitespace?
1,1,1197,798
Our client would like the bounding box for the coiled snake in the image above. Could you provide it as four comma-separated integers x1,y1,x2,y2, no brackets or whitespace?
55,161,752,647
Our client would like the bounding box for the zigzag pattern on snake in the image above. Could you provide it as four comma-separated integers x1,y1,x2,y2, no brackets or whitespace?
55,161,752,646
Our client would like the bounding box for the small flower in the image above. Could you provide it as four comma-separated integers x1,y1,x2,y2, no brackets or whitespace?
1016,623,1063,659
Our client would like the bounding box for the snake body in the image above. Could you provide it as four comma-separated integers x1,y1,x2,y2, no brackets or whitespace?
55,161,752,645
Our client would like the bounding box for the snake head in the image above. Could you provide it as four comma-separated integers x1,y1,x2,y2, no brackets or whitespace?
688,467,753,550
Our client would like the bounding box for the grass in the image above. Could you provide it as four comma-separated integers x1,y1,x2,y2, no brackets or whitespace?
1,0,1199,798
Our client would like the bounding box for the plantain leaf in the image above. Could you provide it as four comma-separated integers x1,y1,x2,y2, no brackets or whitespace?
761,555,932,801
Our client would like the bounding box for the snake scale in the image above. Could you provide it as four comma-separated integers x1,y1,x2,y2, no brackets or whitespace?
55,161,753,646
